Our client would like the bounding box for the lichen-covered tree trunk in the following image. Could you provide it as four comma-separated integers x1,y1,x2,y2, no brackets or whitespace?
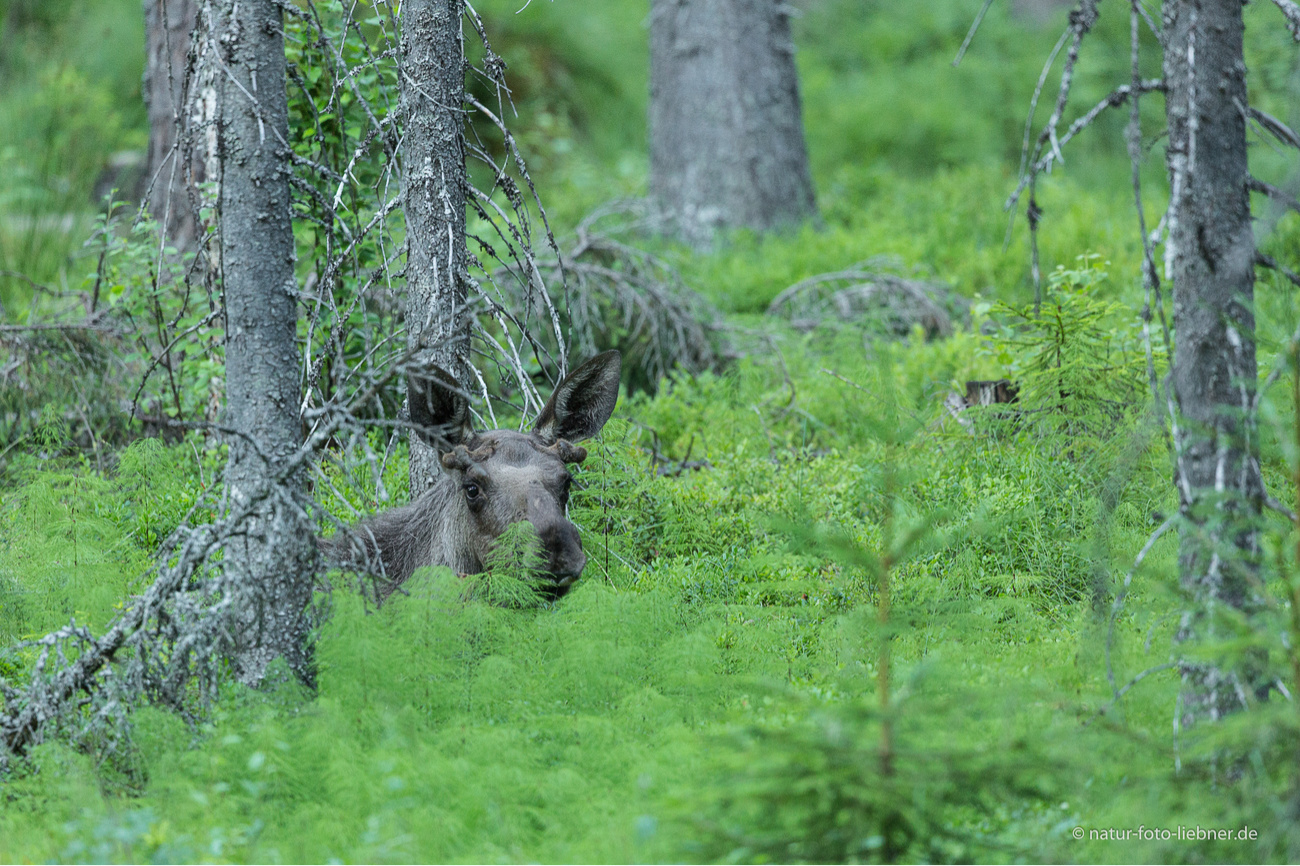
144,0,200,248
648,0,818,247
1163,0,1266,728
399,0,471,493
215,0,316,686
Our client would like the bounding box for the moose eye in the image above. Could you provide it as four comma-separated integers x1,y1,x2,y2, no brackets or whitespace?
463,482,481,500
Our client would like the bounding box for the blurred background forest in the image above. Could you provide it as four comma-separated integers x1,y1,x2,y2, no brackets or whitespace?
2,0,1300,862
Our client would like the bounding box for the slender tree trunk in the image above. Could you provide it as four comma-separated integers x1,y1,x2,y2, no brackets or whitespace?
144,0,201,248
399,0,470,493
648,0,818,247
1163,0,1265,729
215,0,316,686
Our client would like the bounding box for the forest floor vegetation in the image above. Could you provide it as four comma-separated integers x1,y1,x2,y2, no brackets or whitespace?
3,0,1300,861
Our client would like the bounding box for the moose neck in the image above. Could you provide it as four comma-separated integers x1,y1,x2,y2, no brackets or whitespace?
421,472,483,576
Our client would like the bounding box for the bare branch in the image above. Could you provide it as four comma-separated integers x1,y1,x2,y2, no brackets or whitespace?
1273,0,1300,41
952,0,995,67
1106,515,1175,700
1126,2,1174,462
1266,495,1298,523
1006,78,1164,213
1089,663,1178,724
1249,105,1300,150
1248,176,1300,215
1257,251,1300,290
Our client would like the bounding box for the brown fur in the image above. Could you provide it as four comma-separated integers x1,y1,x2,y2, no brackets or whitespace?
321,352,621,602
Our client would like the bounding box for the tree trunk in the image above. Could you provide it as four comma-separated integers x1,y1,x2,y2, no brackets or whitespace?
648,0,818,247
215,0,316,686
1163,0,1265,729
143,0,201,249
399,0,471,493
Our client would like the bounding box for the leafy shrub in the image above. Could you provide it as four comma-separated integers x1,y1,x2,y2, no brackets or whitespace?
678,689,1059,864
982,254,1157,446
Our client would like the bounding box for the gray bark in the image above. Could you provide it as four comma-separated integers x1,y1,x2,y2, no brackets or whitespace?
399,0,471,493
649,0,818,247
144,0,201,248
1163,0,1266,728
215,0,316,686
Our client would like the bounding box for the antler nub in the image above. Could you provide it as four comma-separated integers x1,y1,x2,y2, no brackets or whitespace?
547,439,588,464
440,443,495,472
440,446,473,472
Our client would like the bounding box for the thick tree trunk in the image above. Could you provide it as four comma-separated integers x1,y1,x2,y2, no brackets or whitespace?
215,0,316,686
399,0,471,493
1163,0,1265,729
648,0,818,247
143,0,201,248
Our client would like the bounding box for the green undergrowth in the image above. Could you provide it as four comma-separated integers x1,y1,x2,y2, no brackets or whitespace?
671,162,1158,315
3,0,1300,861
0,433,220,651
0,0,146,309
6,278,1300,861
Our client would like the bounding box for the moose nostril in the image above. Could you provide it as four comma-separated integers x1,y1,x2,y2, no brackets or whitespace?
548,544,585,577
544,534,585,579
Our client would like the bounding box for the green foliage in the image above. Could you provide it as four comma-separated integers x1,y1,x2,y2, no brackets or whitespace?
4,310,1299,863
4,1,1300,863
93,207,224,426
470,521,550,608
679,689,1058,864
984,255,1158,443
0,435,211,650
0,0,144,310
669,163,1152,315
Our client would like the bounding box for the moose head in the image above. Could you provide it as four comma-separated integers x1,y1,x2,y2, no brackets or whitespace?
324,351,622,600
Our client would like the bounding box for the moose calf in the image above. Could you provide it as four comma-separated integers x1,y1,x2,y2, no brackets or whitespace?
323,351,621,601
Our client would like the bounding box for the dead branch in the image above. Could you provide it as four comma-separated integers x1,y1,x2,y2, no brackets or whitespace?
0,346,425,762
1257,251,1300,290
1125,3,1175,465
1105,514,1176,702
1273,0,1300,41
767,256,966,338
952,0,995,67
1266,494,1298,523
1248,105,1300,150
1089,662,1178,724
1006,78,1164,214
1248,176,1300,215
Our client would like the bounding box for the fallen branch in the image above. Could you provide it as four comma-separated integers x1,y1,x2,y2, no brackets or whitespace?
768,257,964,338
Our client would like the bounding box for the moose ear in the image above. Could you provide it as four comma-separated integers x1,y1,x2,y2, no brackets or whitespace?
533,351,622,444
408,366,474,450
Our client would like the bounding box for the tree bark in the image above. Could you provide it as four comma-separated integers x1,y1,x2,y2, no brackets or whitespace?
1163,0,1266,729
143,0,202,249
215,0,316,686
399,0,471,493
648,0,818,247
